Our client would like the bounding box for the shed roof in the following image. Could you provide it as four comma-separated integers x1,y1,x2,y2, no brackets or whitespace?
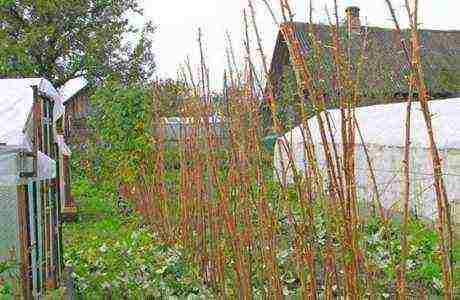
59,77,88,104
269,22,460,101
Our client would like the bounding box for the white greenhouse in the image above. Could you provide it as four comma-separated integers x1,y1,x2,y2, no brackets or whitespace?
0,78,76,297
274,98,460,221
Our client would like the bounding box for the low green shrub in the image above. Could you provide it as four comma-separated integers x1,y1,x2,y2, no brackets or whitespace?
63,178,211,298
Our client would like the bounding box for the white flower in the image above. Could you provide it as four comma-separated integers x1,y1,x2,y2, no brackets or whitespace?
406,259,416,269
99,244,108,253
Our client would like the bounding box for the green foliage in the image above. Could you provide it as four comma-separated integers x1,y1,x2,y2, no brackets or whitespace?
0,258,18,298
0,0,14,8
64,176,212,298
0,0,155,86
86,80,189,190
437,67,460,93
362,217,444,293
0,261,15,276
269,189,447,296
152,79,190,117
87,83,153,187
278,66,300,130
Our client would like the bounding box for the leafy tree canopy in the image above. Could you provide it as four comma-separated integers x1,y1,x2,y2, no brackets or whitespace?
0,0,155,86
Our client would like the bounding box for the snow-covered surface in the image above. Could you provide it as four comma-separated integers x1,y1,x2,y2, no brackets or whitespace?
59,76,88,103
274,98,460,219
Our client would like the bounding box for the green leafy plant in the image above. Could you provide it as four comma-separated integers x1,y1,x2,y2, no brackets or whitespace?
0,258,19,298
64,176,211,298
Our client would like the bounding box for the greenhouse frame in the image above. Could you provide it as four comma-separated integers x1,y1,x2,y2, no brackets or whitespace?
0,78,72,298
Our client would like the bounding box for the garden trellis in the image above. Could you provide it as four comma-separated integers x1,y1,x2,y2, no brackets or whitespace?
0,78,71,298
274,98,460,220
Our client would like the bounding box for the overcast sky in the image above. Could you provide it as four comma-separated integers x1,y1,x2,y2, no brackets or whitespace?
138,0,460,89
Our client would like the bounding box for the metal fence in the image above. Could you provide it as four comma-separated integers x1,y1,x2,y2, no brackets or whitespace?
0,185,20,260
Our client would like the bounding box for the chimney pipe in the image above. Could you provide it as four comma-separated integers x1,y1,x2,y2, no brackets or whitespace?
346,6,361,36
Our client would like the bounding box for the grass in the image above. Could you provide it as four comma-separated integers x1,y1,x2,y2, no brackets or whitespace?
454,226,460,295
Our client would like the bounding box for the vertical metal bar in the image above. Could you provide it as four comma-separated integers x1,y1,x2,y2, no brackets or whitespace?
48,99,61,285
43,98,56,289
17,184,32,300
32,85,40,296
39,95,48,290
44,98,51,287
34,93,47,294
55,142,63,280
31,180,40,295
55,105,65,280
18,84,42,299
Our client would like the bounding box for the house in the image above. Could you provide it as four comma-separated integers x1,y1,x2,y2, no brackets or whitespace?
0,78,71,298
266,6,460,125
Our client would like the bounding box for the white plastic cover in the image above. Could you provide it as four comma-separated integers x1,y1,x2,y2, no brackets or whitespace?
274,98,460,219
0,78,65,149
59,76,88,104
278,98,460,151
36,151,57,181
0,149,57,186
56,135,71,156
0,78,71,186
163,113,223,124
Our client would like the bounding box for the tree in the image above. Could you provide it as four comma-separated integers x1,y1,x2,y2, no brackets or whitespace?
0,0,155,86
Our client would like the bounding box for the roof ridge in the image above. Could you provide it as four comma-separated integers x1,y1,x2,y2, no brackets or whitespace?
280,21,460,33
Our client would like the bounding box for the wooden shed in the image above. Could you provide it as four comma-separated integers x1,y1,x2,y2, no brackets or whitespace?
60,77,91,150
57,77,89,220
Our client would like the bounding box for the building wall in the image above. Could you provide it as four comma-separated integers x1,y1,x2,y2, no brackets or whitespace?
64,90,93,149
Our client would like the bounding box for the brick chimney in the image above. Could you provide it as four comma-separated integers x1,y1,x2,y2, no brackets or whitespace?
345,6,361,36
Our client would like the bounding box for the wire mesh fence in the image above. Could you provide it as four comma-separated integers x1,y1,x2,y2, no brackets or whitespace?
0,185,20,261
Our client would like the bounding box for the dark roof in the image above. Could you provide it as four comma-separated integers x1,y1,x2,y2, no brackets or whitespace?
268,22,460,103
